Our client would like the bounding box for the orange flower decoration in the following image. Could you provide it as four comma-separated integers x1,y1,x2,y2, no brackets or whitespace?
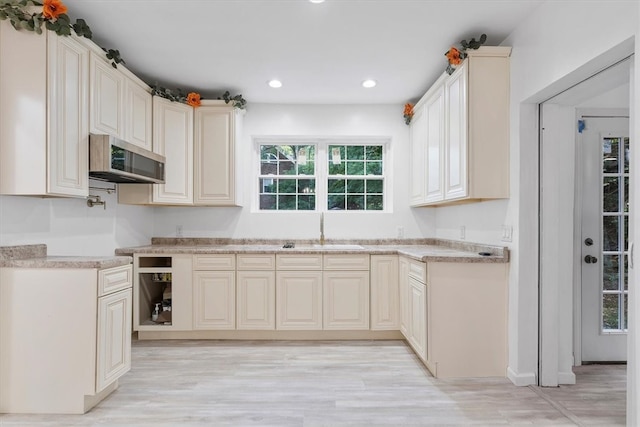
186,92,201,107
42,0,68,20
446,47,462,65
403,103,414,117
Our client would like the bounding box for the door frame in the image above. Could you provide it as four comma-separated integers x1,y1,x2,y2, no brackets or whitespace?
537,50,634,387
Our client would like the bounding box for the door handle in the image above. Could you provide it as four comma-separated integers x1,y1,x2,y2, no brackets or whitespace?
584,255,598,264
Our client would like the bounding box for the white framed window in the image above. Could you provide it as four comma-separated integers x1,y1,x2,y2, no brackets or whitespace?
255,137,390,212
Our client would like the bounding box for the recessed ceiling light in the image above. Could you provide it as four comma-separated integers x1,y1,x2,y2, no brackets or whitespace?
309,0,325,3
268,80,283,88
362,79,377,88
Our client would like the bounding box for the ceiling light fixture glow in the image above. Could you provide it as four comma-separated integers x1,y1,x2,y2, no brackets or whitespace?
268,80,283,88
362,79,377,88
309,0,325,3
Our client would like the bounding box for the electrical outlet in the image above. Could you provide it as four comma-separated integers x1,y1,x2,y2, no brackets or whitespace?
176,225,183,237
460,226,466,240
501,225,513,242
397,226,404,239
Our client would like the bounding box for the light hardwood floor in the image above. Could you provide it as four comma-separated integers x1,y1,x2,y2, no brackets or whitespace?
0,340,626,426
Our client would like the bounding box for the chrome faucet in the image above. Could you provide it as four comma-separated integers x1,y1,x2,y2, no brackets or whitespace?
320,212,325,245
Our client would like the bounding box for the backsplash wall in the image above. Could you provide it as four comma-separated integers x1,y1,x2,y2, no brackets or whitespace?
152,103,437,240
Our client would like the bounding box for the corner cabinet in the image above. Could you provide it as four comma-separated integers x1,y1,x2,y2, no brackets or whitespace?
118,99,242,206
0,22,89,197
410,46,511,206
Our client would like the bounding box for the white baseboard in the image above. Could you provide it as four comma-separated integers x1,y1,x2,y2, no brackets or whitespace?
507,366,537,386
558,371,576,385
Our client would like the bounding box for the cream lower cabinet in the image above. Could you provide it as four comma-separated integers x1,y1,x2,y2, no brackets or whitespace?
236,255,276,330
193,254,236,330
276,254,323,330
323,254,370,330
0,21,89,197
370,255,399,330
399,258,428,364
426,262,508,378
0,264,132,414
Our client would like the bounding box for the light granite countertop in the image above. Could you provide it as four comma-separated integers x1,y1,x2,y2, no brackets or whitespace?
0,244,132,269
116,238,509,263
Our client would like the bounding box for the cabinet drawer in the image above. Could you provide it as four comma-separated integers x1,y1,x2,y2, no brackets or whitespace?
98,265,132,296
276,254,323,270
408,260,427,283
237,254,276,270
193,254,236,270
323,254,370,270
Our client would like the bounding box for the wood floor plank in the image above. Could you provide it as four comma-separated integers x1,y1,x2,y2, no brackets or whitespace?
0,340,626,426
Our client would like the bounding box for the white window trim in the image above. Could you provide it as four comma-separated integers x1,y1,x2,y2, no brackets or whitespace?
252,136,392,213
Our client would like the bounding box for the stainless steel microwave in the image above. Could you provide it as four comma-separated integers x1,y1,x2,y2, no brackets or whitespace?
89,134,165,184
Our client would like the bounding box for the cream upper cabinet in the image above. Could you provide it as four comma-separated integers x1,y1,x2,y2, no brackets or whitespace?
89,52,125,138
89,51,153,150
124,78,153,150
370,255,399,330
410,46,511,206
0,22,89,198
409,104,427,204
118,99,241,206
194,101,241,206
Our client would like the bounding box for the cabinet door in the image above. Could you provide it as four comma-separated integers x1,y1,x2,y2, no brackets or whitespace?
47,34,89,197
399,257,410,338
237,271,275,330
276,271,322,330
89,53,125,138
152,96,194,204
323,271,369,330
96,288,132,393
370,255,399,330
194,105,238,205
445,63,468,200
125,79,153,150
425,85,445,203
409,104,427,205
408,277,427,362
193,271,235,330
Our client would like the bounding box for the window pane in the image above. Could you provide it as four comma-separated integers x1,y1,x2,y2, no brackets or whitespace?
346,146,364,160
366,195,383,210
328,179,345,193
260,145,278,160
366,146,382,160
625,255,628,291
603,293,620,330
278,195,296,210
329,162,345,175
603,137,619,173
624,216,629,250
624,294,628,330
624,137,629,173
603,216,619,251
367,179,383,193
602,255,619,291
298,179,315,193
603,177,619,212
328,194,345,210
278,179,296,194
259,195,276,210
624,177,629,212
346,161,364,175
279,160,296,175
297,195,315,210
346,195,364,210
366,161,382,175
260,179,276,194
347,179,364,193
261,162,277,175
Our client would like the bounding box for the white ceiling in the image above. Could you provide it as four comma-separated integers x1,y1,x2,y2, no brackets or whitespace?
63,0,545,105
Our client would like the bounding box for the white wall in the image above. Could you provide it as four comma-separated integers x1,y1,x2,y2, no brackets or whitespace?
153,104,436,240
433,0,638,387
0,185,154,256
